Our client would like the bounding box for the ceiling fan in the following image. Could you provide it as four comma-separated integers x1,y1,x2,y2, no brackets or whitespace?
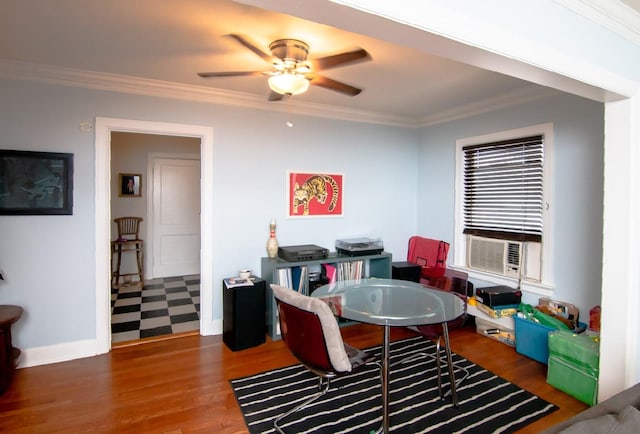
197,34,371,101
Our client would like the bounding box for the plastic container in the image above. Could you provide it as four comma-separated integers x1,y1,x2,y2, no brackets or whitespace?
514,315,554,364
547,330,600,405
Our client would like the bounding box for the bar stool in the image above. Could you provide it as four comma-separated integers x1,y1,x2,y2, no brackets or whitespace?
111,217,144,288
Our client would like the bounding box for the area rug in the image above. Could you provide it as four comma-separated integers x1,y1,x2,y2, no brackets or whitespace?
230,335,558,433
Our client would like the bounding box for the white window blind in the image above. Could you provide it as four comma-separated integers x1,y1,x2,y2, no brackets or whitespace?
463,135,544,243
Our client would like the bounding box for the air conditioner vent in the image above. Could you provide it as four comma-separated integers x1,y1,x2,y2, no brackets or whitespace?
467,236,521,278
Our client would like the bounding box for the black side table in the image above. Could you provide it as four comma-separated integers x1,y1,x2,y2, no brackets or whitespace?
223,278,266,351
0,305,23,395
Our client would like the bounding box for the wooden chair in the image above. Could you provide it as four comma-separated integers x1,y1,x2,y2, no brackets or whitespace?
111,217,144,287
270,284,381,433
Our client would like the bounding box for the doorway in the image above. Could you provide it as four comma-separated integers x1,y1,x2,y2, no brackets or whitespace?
95,117,214,353
110,134,201,344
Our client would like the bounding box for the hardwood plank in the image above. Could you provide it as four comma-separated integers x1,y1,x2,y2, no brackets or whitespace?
0,323,587,433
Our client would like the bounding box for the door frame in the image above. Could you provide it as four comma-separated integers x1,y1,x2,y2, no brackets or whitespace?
146,152,201,280
95,117,214,352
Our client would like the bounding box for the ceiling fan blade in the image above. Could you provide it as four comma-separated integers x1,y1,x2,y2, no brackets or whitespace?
308,75,363,96
228,34,273,63
268,91,284,101
197,70,264,78
312,49,371,71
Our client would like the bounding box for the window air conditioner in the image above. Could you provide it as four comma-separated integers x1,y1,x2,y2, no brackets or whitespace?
467,236,522,278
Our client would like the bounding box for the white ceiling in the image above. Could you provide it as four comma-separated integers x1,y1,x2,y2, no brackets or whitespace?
0,0,638,126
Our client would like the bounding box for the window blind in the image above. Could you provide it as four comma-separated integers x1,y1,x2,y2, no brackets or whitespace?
463,135,543,242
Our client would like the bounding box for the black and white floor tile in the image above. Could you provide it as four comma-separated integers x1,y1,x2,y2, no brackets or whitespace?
111,275,200,344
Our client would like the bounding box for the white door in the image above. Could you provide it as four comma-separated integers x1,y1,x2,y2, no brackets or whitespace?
152,158,201,278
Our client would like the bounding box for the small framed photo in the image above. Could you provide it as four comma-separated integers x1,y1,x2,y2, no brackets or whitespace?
0,149,74,215
119,173,141,197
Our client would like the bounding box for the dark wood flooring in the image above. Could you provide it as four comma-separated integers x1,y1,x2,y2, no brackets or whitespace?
0,323,588,433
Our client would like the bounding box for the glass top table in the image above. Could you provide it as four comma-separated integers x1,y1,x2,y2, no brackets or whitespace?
312,278,465,433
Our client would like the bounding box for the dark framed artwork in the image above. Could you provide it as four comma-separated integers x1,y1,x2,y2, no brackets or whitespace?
0,150,74,215
119,173,141,197
287,171,343,217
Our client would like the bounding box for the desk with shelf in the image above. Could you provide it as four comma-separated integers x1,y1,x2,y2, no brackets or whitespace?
261,251,392,340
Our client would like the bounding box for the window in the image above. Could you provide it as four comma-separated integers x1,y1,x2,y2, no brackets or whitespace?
454,124,553,286
462,135,543,242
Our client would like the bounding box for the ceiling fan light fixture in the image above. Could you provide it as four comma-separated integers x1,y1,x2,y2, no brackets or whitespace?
268,72,309,95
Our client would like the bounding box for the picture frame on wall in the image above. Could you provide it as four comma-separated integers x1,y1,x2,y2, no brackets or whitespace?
119,173,141,197
287,171,343,217
0,149,74,215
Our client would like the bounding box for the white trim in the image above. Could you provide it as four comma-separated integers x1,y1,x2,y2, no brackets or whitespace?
18,340,99,369
454,123,555,287
0,59,560,129
95,117,215,356
555,0,640,46
600,96,640,397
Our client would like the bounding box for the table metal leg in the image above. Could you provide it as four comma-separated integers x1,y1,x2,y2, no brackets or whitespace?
381,325,390,433
441,322,459,407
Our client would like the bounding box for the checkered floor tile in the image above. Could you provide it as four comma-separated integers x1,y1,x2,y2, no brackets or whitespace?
111,275,200,344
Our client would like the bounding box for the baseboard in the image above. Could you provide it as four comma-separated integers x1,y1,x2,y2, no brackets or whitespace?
18,339,103,368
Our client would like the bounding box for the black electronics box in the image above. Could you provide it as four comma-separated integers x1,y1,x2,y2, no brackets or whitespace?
278,244,328,262
475,285,522,307
392,261,421,283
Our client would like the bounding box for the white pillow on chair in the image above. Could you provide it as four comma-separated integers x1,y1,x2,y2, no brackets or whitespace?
271,284,351,372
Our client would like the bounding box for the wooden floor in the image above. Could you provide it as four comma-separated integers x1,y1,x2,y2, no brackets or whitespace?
0,323,588,433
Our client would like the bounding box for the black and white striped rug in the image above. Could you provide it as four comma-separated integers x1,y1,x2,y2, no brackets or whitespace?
231,336,557,433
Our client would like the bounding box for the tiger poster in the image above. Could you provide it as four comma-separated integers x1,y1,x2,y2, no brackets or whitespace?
288,172,343,217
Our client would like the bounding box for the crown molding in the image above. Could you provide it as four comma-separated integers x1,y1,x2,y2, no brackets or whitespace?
0,60,418,127
0,59,558,129
418,86,562,128
555,0,640,46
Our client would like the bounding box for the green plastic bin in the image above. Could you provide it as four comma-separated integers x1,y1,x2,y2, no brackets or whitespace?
546,330,600,405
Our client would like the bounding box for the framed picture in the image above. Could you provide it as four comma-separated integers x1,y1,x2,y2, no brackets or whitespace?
287,171,343,217
0,150,74,215
119,173,141,197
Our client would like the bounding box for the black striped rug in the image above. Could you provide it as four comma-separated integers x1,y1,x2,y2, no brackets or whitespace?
231,336,558,433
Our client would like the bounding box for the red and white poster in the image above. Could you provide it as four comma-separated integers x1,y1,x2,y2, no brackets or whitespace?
287,172,343,217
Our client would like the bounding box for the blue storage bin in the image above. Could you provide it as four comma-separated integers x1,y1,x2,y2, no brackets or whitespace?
514,315,554,364
514,315,587,364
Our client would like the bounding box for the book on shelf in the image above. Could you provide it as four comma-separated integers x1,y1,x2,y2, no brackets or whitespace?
276,265,308,293
322,263,337,283
337,260,363,282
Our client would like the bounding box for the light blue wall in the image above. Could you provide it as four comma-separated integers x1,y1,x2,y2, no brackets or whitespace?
0,80,604,354
0,79,419,350
417,92,605,318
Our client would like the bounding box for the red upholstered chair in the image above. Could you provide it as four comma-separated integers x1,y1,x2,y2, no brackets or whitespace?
270,284,381,433
407,236,449,280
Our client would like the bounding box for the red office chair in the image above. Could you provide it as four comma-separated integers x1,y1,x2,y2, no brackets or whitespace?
270,284,381,433
407,236,449,280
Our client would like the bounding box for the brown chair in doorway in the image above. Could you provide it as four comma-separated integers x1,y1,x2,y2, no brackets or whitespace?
111,217,144,288
270,284,382,433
